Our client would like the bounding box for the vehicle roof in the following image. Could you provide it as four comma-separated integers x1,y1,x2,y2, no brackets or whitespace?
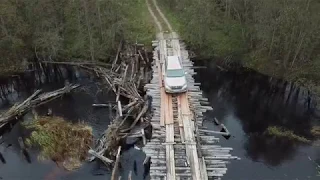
166,56,182,70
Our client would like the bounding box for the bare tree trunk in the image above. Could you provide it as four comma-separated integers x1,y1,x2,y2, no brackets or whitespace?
282,36,289,70
225,0,228,17
268,27,276,57
306,0,311,11
76,1,82,33
0,15,9,36
96,0,104,41
291,32,306,68
82,0,95,61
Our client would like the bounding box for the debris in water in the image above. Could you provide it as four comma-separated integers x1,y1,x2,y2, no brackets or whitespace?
18,137,31,163
0,152,6,164
0,84,79,129
143,156,151,179
47,108,52,116
22,149,31,163
133,160,137,175
24,116,93,170
311,126,320,138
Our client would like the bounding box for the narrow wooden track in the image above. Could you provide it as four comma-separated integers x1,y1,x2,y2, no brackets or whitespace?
143,32,239,180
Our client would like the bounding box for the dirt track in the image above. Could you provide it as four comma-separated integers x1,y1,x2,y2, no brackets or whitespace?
146,0,173,32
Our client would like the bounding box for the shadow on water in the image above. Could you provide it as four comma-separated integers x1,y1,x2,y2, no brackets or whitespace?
0,64,147,180
194,59,320,180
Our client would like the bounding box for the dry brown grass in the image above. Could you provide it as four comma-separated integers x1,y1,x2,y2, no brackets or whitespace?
311,126,320,138
24,116,93,170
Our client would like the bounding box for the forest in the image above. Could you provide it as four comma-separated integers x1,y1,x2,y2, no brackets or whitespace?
159,0,320,93
1,0,320,94
0,0,154,75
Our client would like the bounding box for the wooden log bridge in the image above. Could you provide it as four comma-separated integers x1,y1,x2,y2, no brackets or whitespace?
143,32,239,180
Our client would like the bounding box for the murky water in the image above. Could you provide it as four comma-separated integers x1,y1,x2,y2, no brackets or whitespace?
0,67,118,180
194,59,320,180
1,60,320,180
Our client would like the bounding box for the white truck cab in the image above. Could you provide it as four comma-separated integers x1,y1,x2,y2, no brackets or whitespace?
163,56,188,93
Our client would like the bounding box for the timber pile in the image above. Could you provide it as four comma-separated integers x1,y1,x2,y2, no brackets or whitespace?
40,43,152,177
84,43,152,175
0,84,79,129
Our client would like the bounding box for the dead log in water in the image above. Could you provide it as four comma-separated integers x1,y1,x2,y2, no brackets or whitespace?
88,149,113,166
111,146,122,180
0,84,79,128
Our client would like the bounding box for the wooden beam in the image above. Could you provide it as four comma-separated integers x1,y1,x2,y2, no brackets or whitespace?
177,96,185,143
166,123,176,180
160,88,165,126
179,94,202,180
117,101,123,117
88,149,113,165
111,146,122,180
166,95,173,125
141,129,147,145
128,171,132,180
199,129,230,136
200,157,209,180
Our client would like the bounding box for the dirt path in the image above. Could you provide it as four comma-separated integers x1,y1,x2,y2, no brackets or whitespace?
146,0,173,32
146,0,163,32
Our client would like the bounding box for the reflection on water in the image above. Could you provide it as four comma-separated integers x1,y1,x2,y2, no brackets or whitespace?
194,59,320,180
0,66,115,180
0,64,149,180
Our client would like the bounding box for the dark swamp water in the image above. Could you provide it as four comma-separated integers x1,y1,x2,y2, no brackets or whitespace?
0,60,319,180
0,65,147,180
194,59,320,180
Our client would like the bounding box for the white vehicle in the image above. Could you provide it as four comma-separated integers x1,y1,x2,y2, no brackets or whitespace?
163,56,188,93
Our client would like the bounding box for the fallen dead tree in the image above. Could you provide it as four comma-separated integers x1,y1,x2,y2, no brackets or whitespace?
85,43,152,167
0,84,79,129
39,43,152,176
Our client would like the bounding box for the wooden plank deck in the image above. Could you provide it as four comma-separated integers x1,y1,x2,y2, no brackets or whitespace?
143,32,238,180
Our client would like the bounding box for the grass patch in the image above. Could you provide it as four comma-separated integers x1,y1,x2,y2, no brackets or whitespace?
265,126,311,143
24,116,93,170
